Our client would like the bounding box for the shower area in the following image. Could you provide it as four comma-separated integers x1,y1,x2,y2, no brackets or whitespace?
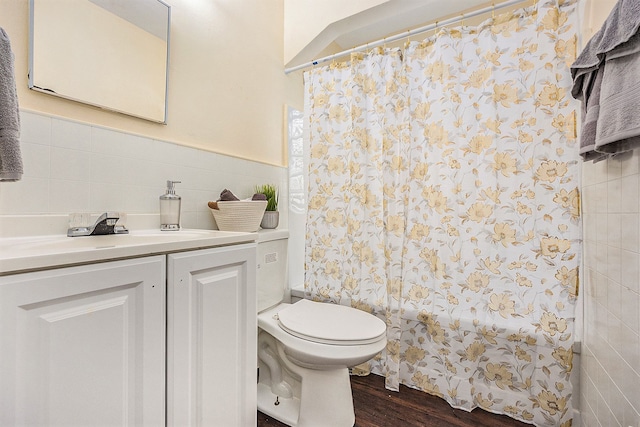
288,0,638,425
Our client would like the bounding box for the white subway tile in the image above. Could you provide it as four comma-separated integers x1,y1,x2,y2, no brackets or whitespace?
595,376,611,420
594,182,608,213
607,279,622,315
90,127,131,156
609,384,625,426
122,185,158,214
607,156,623,181
20,112,51,145
179,188,200,213
50,147,91,182
178,211,197,229
582,160,598,187
594,272,608,303
608,179,622,214
118,134,154,160
123,158,175,189
196,209,217,230
620,250,640,293
607,313,623,355
608,246,622,285
620,362,640,410
620,150,640,177
585,240,598,269
596,213,608,244
582,186,595,214
595,303,609,343
595,158,609,184
619,325,639,372
148,139,179,164
620,287,640,334
51,119,91,151
20,141,50,179
89,182,129,213
622,401,640,427
596,242,608,276
90,154,127,185
48,179,90,213
0,177,50,213
620,175,640,213
6,113,287,228
620,213,640,253
607,213,622,248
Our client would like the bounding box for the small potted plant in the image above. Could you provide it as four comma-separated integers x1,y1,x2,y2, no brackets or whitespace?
255,184,279,229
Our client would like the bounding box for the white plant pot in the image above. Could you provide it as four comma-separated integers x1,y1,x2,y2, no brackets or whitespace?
260,211,279,229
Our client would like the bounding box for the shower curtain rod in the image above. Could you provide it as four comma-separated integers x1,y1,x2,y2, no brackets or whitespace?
284,0,530,74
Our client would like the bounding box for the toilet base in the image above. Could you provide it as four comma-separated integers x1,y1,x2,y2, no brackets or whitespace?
257,364,355,427
257,382,300,426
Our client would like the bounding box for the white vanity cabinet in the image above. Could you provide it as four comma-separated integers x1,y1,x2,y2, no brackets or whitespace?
0,239,257,427
0,256,167,427
167,243,257,427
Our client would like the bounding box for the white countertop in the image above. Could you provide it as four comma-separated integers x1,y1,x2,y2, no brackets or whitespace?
0,229,257,275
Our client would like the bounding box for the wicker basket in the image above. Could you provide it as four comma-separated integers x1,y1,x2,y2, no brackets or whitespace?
209,200,267,232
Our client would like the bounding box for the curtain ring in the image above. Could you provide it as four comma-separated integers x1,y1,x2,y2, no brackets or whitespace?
460,13,465,27
492,2,495,19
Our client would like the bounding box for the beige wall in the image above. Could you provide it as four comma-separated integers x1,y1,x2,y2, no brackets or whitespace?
579,0,640,426
283,0,386,65
583,0,617,39
0,0,303,167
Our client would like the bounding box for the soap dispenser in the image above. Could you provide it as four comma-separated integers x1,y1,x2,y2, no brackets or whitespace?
160,180,181,231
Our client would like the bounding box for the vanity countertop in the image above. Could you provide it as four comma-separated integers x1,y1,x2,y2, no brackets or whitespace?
0,229,257,275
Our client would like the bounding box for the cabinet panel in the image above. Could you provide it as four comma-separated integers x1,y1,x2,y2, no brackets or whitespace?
0,256,166,427
168,243,257,427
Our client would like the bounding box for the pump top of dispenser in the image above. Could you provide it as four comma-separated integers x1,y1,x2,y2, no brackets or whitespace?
165,180,181,196
164,180,181,199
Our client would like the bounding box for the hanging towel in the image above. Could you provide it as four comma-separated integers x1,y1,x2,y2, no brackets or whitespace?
0,27,23,181
577,64,608,162
571,0,640,161
593,33,640,156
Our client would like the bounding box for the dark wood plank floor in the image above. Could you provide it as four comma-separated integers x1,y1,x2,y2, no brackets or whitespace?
258,373,531,427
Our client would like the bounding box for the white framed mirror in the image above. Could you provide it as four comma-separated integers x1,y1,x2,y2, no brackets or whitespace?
28,0,171,123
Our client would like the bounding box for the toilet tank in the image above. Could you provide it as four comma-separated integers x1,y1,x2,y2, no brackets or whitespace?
256,229,289,312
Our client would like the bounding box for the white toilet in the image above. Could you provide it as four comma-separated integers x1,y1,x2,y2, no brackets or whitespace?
256,230,387,427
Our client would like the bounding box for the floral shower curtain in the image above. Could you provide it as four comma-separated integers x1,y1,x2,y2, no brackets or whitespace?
304,1,580,426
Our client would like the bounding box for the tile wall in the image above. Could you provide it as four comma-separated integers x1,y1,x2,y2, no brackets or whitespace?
0,110,288,236
581,151,640,426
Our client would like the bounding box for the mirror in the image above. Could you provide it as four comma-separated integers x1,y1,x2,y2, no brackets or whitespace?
28,0,170,123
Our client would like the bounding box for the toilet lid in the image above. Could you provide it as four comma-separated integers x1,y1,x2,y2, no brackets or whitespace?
277,299,386,345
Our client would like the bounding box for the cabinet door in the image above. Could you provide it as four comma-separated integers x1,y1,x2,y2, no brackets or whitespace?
168,243,257,427
0,256,166,427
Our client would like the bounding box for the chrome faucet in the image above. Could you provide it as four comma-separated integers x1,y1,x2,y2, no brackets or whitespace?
67,212,129,237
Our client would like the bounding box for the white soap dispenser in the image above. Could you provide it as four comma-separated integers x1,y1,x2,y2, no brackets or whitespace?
160,180,181,231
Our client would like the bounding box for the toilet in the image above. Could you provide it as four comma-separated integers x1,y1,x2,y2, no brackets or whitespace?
256,230,387,427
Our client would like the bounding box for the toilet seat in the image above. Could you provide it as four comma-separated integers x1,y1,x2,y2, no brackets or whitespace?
276,299,386,345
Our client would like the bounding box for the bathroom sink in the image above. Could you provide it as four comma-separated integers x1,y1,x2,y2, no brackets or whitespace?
0,229,257,274
6,229,224,250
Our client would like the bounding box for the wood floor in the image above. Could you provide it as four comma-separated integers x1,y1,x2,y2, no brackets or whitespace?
257,373,531,427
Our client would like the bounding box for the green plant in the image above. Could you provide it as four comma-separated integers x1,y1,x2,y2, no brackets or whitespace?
255,184,278,211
